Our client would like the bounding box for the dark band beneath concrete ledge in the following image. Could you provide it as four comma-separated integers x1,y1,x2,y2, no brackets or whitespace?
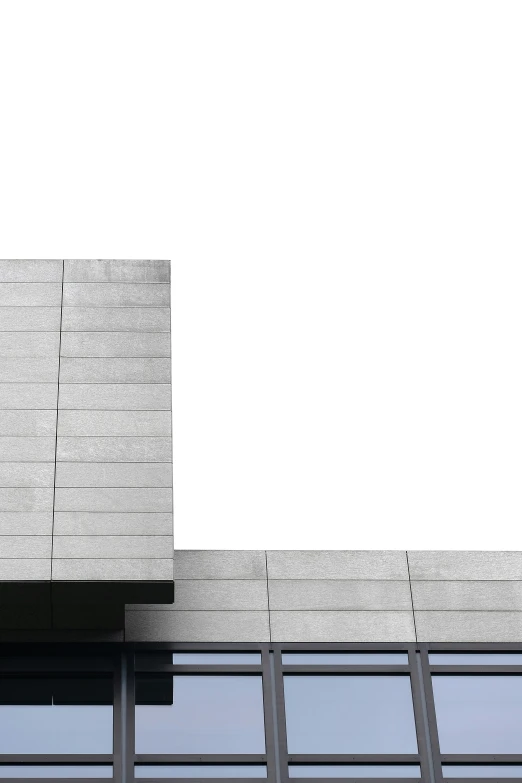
0,581,174,630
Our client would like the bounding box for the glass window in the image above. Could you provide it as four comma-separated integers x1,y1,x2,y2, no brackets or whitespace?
172,653,261,665
430,653,522,665
283,676,418,754
135,766,267,778
0,767,112,779
0,677,113,754
289,766,421,778
135,675,266,754
433,676,522,753
282,653,408,665
442,767,522,778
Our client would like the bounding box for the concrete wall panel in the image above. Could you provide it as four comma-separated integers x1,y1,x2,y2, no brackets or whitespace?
173,550,267,580
60,358,170,384
61,307,170,332
0,385,58,409
270,610,416,642
267,550,408,580
59,384,171,410
0,283,62,306
57,411,171,437
63,283,170,307
64,260,170,282
269,579,412,611
56,437,172,462
0,261,62,281
55,463,172,488
54,512,173,536
54,488,172,513
60,332,170,357
0,464,55,487
0,308,61,331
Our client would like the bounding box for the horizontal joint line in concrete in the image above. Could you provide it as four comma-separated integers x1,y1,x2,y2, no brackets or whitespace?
57,383,171,385
62,306,171,309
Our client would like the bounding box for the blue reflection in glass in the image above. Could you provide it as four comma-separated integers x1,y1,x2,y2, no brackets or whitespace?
289,766,421,778
172,653,261,665
284,676,417,754
443,768,522,778
433,676,522,753
136,766,267,778
0,678,113,754
0,767,112,779
135,676,266,753
430,654,522,665
282,653,408,665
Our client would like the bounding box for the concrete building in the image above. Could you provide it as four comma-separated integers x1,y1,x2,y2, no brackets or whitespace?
0,260,521,782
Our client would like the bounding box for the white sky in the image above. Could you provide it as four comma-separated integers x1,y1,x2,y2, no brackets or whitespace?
1,2,522,550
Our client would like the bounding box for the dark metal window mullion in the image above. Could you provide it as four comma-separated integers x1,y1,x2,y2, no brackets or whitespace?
262,646,278,783
126,648,136,783
272,645,290,783
409,648,436,783
419,646,443,783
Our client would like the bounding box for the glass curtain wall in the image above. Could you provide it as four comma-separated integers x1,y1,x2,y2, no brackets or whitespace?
1,645,522,782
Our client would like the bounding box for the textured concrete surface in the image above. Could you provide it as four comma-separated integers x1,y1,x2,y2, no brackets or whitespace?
59,384,171,410
125,550,522,643
61,307,170,332
55,463,172,487
0,260,173,630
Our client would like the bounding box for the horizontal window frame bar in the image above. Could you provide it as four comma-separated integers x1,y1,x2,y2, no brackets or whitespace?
282,667,411,674
430,667,522,674
423,644,522,651
0,778,114,783
441,758,522,763
443,779,522,783
135,756,268,764
135,665,263,674
134,778,265,783
0,756,113,764
131,643,266,652
288,778,421,783
286,757,420,764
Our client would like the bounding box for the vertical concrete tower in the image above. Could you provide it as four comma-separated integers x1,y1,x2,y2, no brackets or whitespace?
0,260,173,631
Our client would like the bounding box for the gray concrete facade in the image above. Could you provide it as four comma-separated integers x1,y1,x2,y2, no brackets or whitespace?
126,550,522,644
0,260,173,630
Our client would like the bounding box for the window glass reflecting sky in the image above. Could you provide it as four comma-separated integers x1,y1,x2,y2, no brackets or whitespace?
135,675,266,754
289,766,421,778
0,678,113,754
430,654,522,665
284,676,418,754
282,653,408,665
433,676,522,753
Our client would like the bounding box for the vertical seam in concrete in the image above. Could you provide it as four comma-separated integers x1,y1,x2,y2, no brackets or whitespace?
265,550,272,642
50,259,65,623
406,550,418,643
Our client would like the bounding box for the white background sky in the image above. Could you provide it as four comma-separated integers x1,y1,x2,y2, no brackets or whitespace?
1,2,522,550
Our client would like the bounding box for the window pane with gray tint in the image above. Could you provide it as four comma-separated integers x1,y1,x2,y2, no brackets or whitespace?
135,675,265,753
284,676,418,754
0,767,112,779
430,654,522,665
0,678,113,754
443,768,522,778
282,653,408,665
136,766,267,778
433,676,522,753
289,766,421,778
172,653,261,665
